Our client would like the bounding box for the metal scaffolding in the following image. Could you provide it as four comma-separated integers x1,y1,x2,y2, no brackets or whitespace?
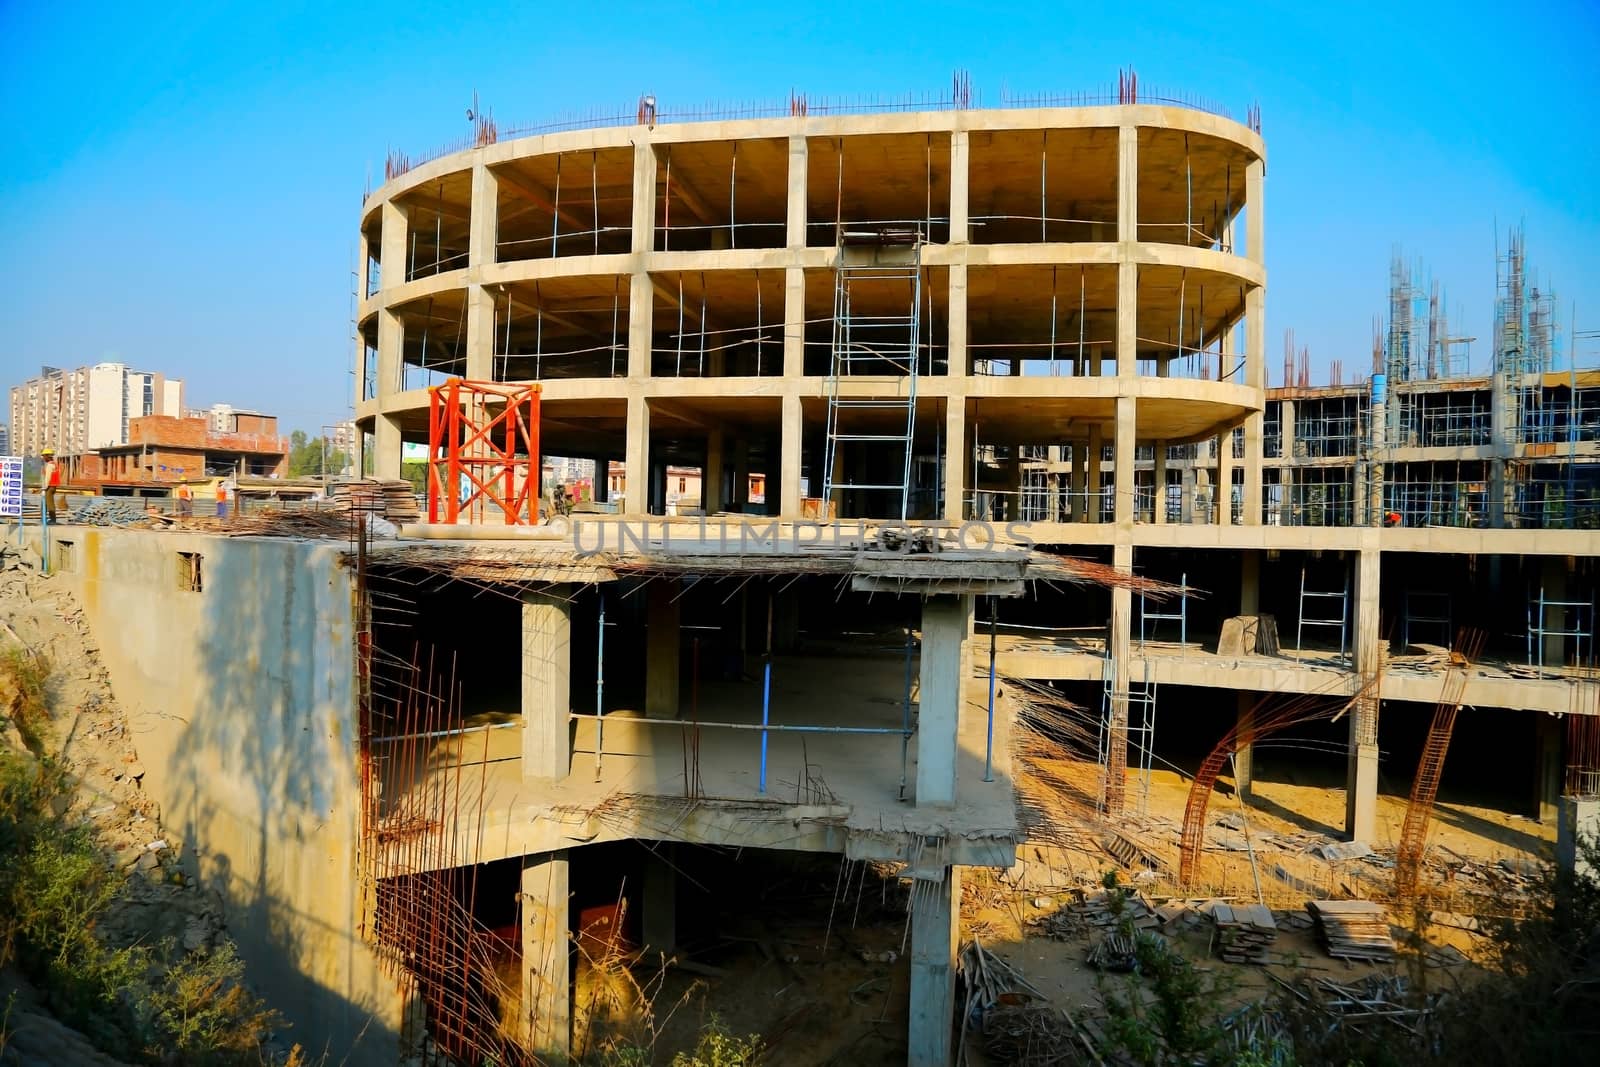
822,232,924,520
1296,565,1349,661
1526,586,1595,679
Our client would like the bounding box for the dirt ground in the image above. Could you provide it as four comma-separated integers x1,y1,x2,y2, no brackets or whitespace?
618,750,1547,1066
0,543,256,1066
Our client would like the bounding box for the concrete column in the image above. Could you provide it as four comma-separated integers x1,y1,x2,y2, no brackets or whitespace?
631,139,657,254
1070,438,1086,522
781,394,803,516
786,135,808,248
376,307,404,401
947,263,968,379
642,846,676,957
783,267,805,378
624,396,649,515
1234,694,1255,800
1216,429,1235,525
520,851,570,1057
917,594,970,807
646,580,681,719
1117,123,1138,243
1280,397,1297,523
949,131,970,244
908,867,960,1067
1086,425,1103,523
731,446,750,512
1346,547,1381,841
523,588,572,779
1113,395,1136,526
1240,551,1260,616
379,199,409,291
373,413,402,480
627,272,654,380
1152,441,1167,524
1245,158,1265,266
1242,286,1266,525
704,431,725,513
1116,260,1138,381
1536,712,1563,825
1105,541,1134,814
465,285,497,380
593,458,610,503
469,163,499,268
941,401,966,523
1557,796,1599,879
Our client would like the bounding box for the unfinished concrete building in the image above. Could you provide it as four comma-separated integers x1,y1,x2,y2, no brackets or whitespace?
23,88,1600,1067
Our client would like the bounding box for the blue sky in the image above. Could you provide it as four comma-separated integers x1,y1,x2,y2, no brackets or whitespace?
2,1,1596,432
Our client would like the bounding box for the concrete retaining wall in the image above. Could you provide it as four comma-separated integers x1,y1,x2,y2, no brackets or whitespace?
47,526,400,1064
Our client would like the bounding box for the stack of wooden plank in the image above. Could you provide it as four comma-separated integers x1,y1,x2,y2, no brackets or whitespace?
330,480,420,522
1207,902,1278,964
1307,900,1395,961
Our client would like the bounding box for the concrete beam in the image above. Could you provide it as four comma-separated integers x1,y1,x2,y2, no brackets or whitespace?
521,851,570,1057
917,595,970,807
908,867,960,1067
522,588,572,779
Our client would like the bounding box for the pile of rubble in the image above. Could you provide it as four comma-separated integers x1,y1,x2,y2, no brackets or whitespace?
0,544,240,1062
66,497,153,527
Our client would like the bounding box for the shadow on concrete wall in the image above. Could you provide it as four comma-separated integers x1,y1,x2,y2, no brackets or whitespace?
162,538,398,1066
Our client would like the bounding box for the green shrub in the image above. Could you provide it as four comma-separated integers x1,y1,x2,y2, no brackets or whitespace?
146,942,280,1065
668,1016,764,1067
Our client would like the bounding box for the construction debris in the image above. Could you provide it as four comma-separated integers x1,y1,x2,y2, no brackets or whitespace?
1307,900,1396,961
68,498,151,526
330,478,421,522
1206,902,1278,964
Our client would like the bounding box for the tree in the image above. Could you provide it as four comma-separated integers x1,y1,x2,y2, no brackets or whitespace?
286,432,350,479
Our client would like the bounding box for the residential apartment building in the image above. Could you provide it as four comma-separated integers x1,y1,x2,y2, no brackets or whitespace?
8,363,184,458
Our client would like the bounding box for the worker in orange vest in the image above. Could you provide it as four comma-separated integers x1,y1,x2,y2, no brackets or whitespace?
175,481,194,518
41,448,61,522
215,479,230,520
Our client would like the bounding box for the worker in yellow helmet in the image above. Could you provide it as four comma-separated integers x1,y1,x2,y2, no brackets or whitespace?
40,448,61,523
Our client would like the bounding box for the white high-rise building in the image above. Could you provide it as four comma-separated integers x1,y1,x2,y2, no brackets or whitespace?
8,363,185,458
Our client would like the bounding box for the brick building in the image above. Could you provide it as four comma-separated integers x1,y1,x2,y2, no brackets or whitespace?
67,413,288,493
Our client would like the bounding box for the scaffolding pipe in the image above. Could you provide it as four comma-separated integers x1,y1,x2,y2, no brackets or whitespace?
900,627,914,800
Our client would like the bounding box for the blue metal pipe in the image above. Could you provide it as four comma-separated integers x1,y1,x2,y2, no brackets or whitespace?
758,658,772,794
594,591,606,781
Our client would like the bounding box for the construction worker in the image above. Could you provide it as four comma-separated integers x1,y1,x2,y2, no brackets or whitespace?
175,481,194,518
40,448,61,523
215,478,230,520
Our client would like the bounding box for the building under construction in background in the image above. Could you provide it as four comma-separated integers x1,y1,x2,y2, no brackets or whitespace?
21,74,1600,1067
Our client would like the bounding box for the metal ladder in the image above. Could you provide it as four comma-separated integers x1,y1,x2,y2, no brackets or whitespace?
822,238,923,520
